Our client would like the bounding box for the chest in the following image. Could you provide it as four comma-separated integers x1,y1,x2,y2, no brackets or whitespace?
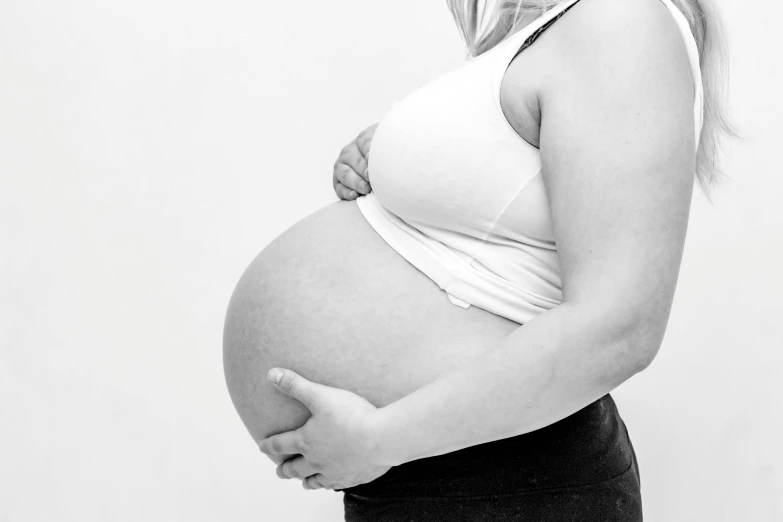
366,39,552,241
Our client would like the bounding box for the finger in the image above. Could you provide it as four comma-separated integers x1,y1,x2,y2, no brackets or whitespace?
352,154,370,184
334,182,358,201
341,141,371,183
342,138,370,181
303,474,331,490
334,166,368,196
335,163,371,195
276,456,319,480
259,430,305,456
267,368,330,412
261,450,296,467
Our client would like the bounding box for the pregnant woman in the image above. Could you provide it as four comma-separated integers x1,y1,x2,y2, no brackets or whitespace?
223,0,734,519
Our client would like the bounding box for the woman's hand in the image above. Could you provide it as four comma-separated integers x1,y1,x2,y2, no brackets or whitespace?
333,123,378,201
259,368,394,491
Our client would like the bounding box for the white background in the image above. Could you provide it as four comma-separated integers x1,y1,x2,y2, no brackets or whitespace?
1,0,780,520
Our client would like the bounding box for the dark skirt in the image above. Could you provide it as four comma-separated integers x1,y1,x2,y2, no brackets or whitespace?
337,394,642,521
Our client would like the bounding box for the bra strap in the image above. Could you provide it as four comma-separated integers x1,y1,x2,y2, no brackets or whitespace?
509,0,584,63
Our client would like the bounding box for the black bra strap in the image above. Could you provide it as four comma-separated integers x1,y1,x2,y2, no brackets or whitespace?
510,0,584,62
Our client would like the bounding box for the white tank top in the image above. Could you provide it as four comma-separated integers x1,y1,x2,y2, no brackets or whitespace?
356,0,704,324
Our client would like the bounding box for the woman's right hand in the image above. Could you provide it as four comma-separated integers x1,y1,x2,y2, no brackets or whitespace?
333,123,378,200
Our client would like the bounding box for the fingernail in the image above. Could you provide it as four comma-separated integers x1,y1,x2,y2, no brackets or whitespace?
268,368,283,384
349,191,357,198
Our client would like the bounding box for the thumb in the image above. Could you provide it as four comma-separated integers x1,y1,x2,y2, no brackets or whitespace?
267,368,324,412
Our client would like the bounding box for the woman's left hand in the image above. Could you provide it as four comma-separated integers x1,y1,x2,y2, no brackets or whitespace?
259,368,394,490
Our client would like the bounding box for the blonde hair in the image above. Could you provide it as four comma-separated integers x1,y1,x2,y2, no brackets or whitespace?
445,0,738,201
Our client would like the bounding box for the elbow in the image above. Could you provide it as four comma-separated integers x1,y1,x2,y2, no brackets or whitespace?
581,299,667,379
617,307,668,375
631,339,661,374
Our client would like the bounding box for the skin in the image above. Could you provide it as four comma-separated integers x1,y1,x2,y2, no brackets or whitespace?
223,201,520,469
258,0,697,489
332,123,377,201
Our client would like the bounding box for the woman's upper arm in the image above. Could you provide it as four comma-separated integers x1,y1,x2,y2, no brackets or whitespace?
537,0,697,350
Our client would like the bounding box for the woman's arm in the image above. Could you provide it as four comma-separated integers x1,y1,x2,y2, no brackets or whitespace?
369,0,697,466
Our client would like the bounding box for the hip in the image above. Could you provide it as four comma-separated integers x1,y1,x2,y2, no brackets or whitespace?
339,394,641,514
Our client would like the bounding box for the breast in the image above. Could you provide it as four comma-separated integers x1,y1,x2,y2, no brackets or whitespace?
222,199,520,443
367,58,544,241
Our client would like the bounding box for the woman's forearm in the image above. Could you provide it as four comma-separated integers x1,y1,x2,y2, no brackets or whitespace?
369,300,658,466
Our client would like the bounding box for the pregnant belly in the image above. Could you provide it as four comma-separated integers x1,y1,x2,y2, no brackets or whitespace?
222,198,520,443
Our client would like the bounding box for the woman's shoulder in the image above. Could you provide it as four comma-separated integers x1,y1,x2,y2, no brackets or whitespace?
548,0,693,74
563,0,684,35
532,0,695,108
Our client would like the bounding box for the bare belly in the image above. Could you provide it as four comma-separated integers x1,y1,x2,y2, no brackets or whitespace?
222,198,520,443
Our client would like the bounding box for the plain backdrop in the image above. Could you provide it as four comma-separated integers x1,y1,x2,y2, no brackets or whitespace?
1,0,781,520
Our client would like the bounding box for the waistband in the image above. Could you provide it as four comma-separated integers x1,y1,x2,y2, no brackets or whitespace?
338,394,635,498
